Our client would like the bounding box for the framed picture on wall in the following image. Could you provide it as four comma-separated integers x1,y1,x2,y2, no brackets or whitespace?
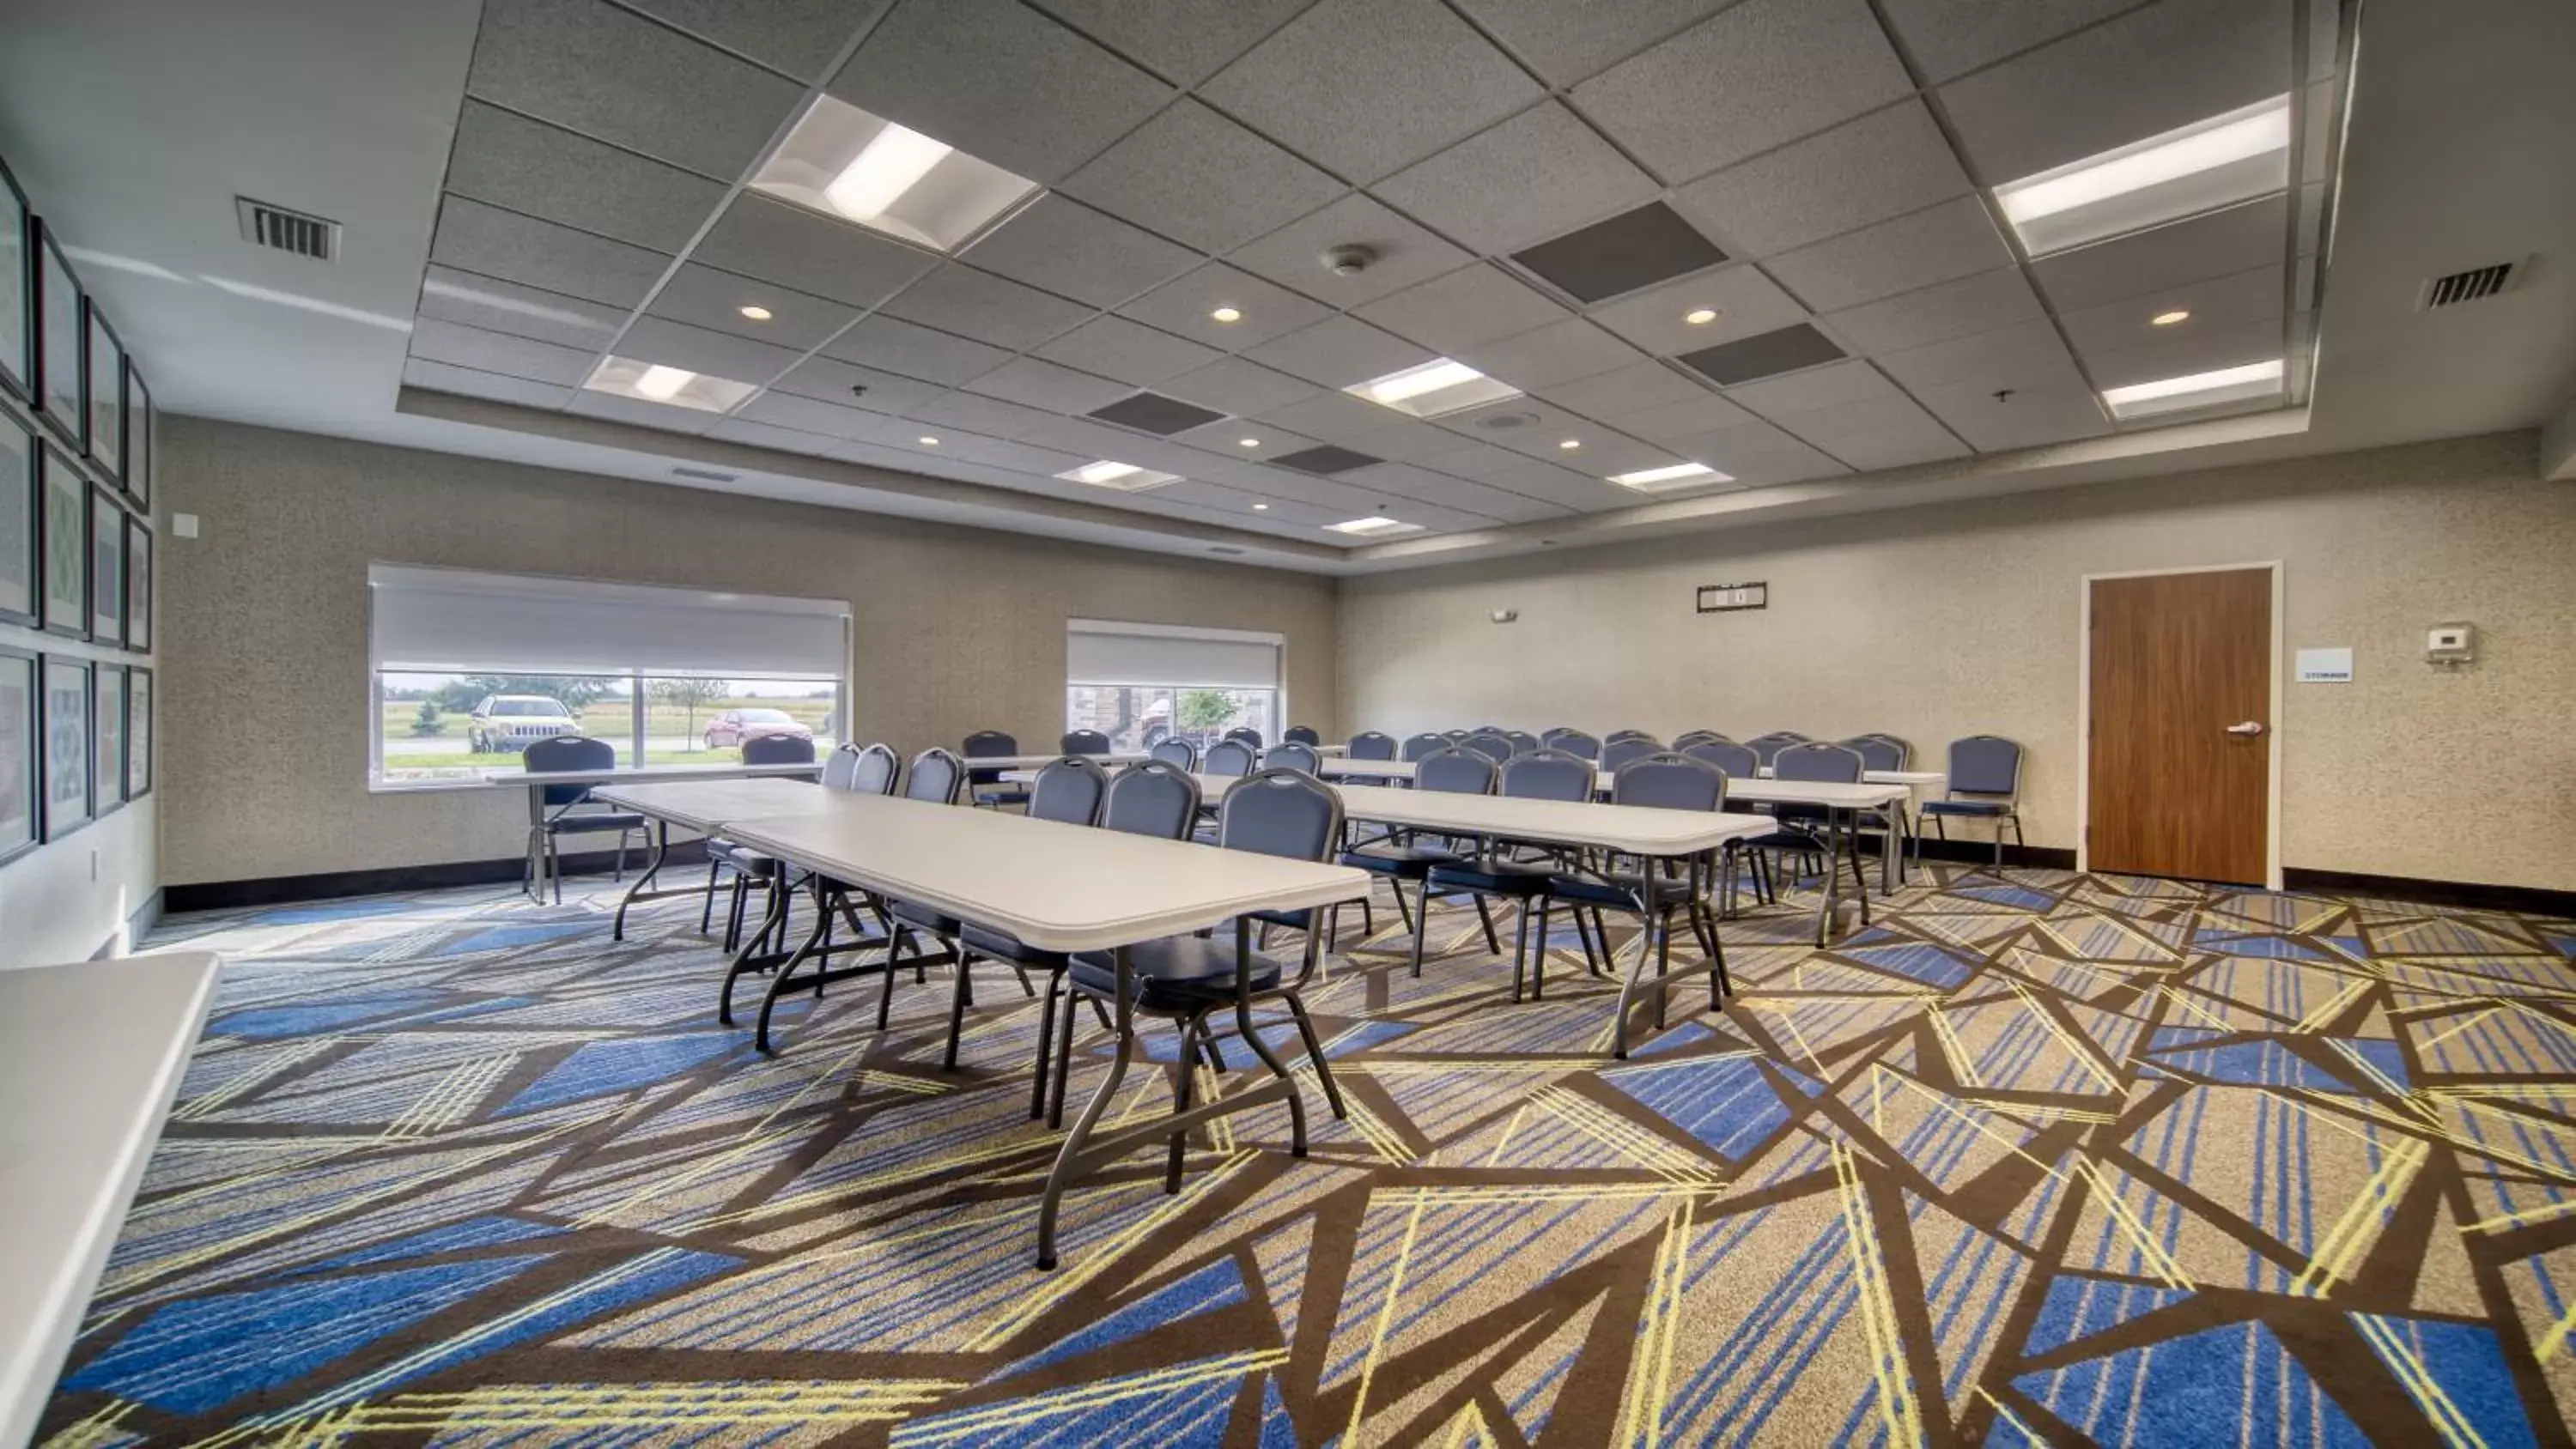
39,653,87,840
0,159,27,403
125,664,149,800
92,661,123,816
125,516,149,652
85,302,123,480
36,444,82,637
33,219,81,444
0,646,34,865
89,485,122,643
0,418,31,627
125,364,152,510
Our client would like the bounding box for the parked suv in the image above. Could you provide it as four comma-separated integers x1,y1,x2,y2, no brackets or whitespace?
468,694,577,755
704,707,815,750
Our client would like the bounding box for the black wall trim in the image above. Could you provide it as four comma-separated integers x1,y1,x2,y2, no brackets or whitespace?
164,841,708,914
2281,868,2576,919
1899,834,2078,872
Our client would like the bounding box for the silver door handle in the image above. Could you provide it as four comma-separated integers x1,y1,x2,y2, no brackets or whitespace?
2225,721,2266,737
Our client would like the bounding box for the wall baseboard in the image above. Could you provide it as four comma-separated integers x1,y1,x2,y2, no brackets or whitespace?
2281,868,2575,919
163,841,711,914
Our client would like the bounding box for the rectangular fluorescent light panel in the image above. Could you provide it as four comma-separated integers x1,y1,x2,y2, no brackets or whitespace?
1607,462,1729,493
1056,459,1181,491
2100,359,2285,419
750,94,1040,253
582,356,760,413
1344,358,1520,420
1995,94,2291,256
1327,517,1423,537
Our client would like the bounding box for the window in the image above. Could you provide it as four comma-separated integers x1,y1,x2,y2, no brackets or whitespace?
1065,621,1283,753
368,566,848,786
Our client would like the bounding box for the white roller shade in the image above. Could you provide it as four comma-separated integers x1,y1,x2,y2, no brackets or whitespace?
1066,619,1281,688
370,565,847,677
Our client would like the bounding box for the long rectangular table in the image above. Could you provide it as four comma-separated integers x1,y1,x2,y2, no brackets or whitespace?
591,777,851,939
496,761,826,902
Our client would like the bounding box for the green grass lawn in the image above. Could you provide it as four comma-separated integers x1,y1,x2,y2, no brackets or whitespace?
385,695,833,745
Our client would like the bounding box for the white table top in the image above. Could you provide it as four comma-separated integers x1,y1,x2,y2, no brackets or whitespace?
717,793,1369,953
1317,756,1910,807
592,776,839,834
1,951,221,1449
483,761,822,786
1196,774,1767,856
968,752,1147,771
1759,766,1947,787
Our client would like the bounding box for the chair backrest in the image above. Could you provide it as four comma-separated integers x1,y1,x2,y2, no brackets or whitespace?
904,747,966,804
1612,753,1724,811
1205,738,1257,777
1463,731,1516,762
524,735,615,806
1673,729,1729,749
742,732,817,767
1947,735,2023,797
1224,726,1264,749
1501,749,1595,802
838,742,900,795
1060,728,1111,755
821,742,863,790
1150,737,1199,770
1540,728,1600,761
1604,729,1659,745
1218,768,1343,862
1775,741,1864,784
1264,742,1321,774
1503,730,1540,755
962,729,1018,785
1101,760,1201,840
1414,746,1497,796
1399,731,1449,762
1600,737,1660,774
1347,731,1397,761
1442,729,1472,740
1744,731,1809,765
1028,755,1109,825
1684,739,1759,781
1866,734,1913,768
1284,724,1321,745
1840,735,1905,773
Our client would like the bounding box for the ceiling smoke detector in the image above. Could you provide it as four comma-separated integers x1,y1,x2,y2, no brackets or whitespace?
1473,409,1539,432
1321,244,1377,276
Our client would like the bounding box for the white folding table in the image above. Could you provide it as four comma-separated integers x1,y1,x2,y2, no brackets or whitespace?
490,761,824,902
591,777,843,939
962,752,1148,771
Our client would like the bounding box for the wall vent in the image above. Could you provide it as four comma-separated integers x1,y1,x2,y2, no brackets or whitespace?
671,465,738,482
2417,258,2526,310
236,197,341,261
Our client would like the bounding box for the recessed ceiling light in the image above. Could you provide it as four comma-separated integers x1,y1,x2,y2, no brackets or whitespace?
1607,462,1730,493
1056,459,1182,491
1211,306,1242,323
918,435,939,446
1995,94,2291,256
748,94,1037,253
1346,358,1520,420
2100,359,2285,418
1253,502,1270,511
1684,308,1719,325
634,365,692,401
2151,309,2190,326
1237,436,1261,448
1558,438,1581,451
1327,516,1423,537
582,355,758,413
738,305,774,321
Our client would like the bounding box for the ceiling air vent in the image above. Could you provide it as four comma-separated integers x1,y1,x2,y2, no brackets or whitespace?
236,197,340,261
671,465,738,482
2417,258,2525,310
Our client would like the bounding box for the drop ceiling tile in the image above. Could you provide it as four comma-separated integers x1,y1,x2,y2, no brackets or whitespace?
2075,315,2287,391
1819,427,1971,471
1116,263,1334,349
1674,100,1970,259
1723,358,1898,419
820,315,1012,385
1030,315,1224,387
826,0,1174,183
429,197,673,309
1157,356,1321,416
907,391,1063,440
1912,380,2109,451
1874,317,2084,397
647,264,859,351
735,391,900,440
876,263,1097,351
1170,420,1321,463
765,355,947,413
1085,391,1229,436
1431,397,1596,457
1676,322,1845,386
2028,196,2289,314
1536,361,1715,421
1771,390,1943,443
1571,0,1911,183
1656,418,1851,484
2056,264,2286,359
929,433,1091,475
467,0,804,179
1255,388,1412,444
565,389,722,434
1344,461,1538,516
410,318,599,386
694,194,941,308
1764,197,2014,313
1021,413,1175,461
1586,264,1810,356
960,195,1202,309
1157,479,1345,527
1373,101,1661,255
401,358,576,410
1340,415,1464,463
418,267,626,351
1244,316,1436,389
443,102,723,253
1591,390,1756,444
1060,100,1345,254
617,0,891,82
963,355,1132,413
1022,0,1306,87
1478,458,1642,512
1454,0,1733,88
615,316,805,385
1352,265,1571,356
1228,193,1474,307
1937,0,2295,184
1413,440,1529,480
706,415,847,456
1873,0,2135,84
1510,202,1728,306
1204,458,1388,512
1824,267,2046,356
1541,431,1675,477
1203,0,1542,183
1454,318,1642,391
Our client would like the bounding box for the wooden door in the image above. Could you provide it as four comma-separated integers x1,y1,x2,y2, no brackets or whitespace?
2087,568,2272,884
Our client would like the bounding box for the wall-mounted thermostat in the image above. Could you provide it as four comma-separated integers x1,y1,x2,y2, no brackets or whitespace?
2427,621,2476,667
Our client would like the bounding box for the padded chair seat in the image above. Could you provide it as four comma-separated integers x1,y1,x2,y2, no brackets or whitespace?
1339,845,1461,878
1743,828,1832,852
546,809,645,834
705,838,779,875
1425,858,1555,897
1923,799,2013,817
1067,936,1282,1004
890,899,960,934
961,920,1062,966
1546,871,1700,909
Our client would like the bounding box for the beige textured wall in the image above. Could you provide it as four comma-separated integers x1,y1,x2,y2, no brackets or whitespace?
1337,431,2576,890
159,418,1338,885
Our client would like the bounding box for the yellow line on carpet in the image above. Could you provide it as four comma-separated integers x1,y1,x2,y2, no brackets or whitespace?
1341,1195,1429,1447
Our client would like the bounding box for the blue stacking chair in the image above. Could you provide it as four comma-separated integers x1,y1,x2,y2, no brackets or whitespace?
1062,728,1112,755
1542,728,1601,761
1546,754,1731,1054
1425,749,1596,1003
520,736,645,904
1264,742,1321,773
1151,737,1199,770
1338,747,1504,977
1206,738,1257,777
963,729,1029,808
1921,736,2025,867
1284,724,1321,745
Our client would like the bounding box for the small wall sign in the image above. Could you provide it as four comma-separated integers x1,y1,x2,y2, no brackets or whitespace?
1697,581,1767,613
2295,646,2354,683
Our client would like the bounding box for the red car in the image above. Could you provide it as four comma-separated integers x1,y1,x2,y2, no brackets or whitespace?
703,708,814,749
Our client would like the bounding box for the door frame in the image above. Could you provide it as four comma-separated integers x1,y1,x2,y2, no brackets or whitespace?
2075,561,2284,890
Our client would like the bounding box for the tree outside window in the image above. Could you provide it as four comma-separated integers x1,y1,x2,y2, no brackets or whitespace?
650,677,727,750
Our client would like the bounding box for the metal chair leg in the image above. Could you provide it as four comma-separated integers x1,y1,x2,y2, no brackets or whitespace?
1280,989,1346,1120
1407,876,1432,979
1030,973,1060,1120
942,940,971,1070
878,926,908,1029
1166,1011,1208,1193
1529,895,1551,1001
1471,896,1503,955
